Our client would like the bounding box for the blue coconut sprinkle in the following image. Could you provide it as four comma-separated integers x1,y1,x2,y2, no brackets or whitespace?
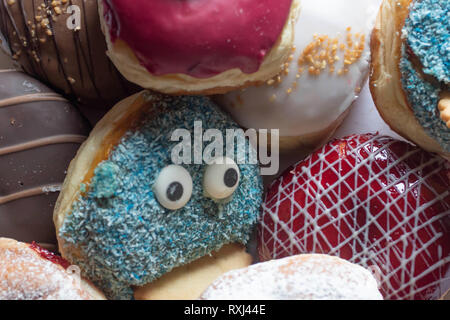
403,0,449,83
399,0,450,151
90,162,121,199
59,95,263,300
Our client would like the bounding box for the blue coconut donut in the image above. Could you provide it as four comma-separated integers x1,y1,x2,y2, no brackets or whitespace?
53,92,263,300
399,0,449,151
370,0,449,159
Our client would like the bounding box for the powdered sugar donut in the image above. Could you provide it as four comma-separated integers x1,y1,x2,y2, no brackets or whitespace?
0,238,105,300
217,0,381,152
200,254,383,300
258,134,450,300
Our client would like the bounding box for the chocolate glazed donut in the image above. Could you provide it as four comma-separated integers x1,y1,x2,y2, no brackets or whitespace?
0,0,139,123
0,70,90,250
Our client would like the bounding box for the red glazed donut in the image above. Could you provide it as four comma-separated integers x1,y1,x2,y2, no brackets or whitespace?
258,134,450,300
99,0,299,94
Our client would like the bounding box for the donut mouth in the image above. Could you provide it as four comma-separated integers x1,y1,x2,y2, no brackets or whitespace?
402,39,450,130
404,45,443,88
132,243,251,300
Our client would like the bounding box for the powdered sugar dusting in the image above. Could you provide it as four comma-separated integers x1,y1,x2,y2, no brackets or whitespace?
200,254,383,300
0,246,88,300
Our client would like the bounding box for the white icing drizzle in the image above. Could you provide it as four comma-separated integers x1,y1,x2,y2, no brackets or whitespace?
259,135,450,300
219,0,382,137
200,254,383,300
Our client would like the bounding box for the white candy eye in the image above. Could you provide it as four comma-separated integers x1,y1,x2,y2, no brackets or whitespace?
154,165,193,210
203,157,240,200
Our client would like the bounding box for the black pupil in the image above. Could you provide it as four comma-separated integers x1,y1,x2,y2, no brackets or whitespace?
224,168,238,188
167,182,183,202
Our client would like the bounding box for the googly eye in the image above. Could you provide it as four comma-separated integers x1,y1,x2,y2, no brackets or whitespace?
154,165,193,210
204,157,240,200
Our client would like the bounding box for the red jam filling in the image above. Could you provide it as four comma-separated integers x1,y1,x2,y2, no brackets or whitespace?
29,242,71,269
102,0,293,78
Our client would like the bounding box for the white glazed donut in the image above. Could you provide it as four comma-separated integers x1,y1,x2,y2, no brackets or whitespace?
217,0,382,152
199,254,383,300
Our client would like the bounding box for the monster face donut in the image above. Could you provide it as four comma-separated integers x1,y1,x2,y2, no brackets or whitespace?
259,134,450,300
217,0,381,152
199,254,383,300
98,0,300,95
371,0,450,159
54,92,263,300
0,238,105,300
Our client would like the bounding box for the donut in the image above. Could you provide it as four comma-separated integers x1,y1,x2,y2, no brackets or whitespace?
258,134,450,300
0,0,139,115
0,238,105,300
370,0,450,159
199,254,383,300
98,0,300,95
217,0,381,152
0,70,90,251
53,92,264,300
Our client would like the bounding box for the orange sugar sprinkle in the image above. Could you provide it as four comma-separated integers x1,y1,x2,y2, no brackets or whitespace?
296,29,365,77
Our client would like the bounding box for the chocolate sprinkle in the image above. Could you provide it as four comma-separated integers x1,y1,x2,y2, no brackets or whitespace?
0,0,139,112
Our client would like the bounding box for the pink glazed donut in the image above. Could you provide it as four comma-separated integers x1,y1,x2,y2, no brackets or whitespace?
99,0,300,95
